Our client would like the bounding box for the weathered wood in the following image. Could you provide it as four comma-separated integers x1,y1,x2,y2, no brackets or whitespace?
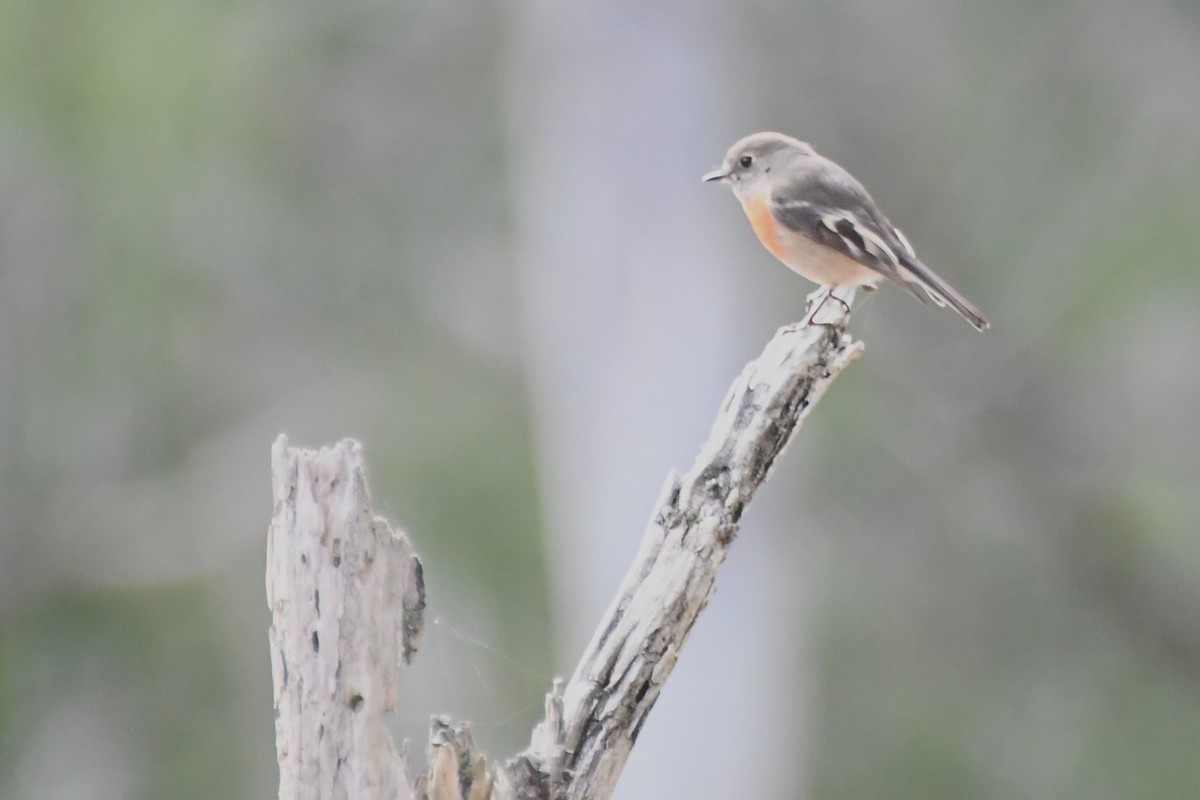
510,296,863,798
267,437,427,800
267,293,861,799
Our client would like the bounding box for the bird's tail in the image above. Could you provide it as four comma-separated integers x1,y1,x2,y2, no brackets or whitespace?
899,258,990,332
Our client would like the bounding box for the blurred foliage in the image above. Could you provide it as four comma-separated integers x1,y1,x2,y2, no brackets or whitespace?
0,0,546,794
0,0,1198,798
0,585,246,799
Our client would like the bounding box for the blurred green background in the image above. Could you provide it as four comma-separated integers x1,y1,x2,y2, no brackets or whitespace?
2,1,1199,798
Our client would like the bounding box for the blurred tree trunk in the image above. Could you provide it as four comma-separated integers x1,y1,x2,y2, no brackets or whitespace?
503,3,817,795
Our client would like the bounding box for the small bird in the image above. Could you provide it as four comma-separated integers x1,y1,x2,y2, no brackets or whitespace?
704,132,989,331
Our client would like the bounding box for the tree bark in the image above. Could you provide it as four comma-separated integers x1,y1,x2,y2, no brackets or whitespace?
509,300,862,798
267,298,862,799
267,437,426,800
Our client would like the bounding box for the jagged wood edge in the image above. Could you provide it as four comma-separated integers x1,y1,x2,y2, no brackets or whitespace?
505,301,863,799
268,298,862,800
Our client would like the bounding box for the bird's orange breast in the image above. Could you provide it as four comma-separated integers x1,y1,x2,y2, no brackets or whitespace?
743,194,788,263
737,192,881,288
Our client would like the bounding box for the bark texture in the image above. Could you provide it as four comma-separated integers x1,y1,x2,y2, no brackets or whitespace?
510,302,862,798
268,299,861,799
267,437,426,800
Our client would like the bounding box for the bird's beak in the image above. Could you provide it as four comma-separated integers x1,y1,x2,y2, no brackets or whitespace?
702,168,730,183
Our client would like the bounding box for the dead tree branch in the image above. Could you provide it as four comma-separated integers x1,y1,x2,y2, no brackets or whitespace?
508,300,862,798
267,298,862,800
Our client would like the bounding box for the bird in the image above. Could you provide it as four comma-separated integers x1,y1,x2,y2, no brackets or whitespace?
704,132,989,331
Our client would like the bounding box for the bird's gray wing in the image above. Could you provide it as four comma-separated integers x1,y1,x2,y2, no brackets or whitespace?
769,170,932,303
772,168,991,329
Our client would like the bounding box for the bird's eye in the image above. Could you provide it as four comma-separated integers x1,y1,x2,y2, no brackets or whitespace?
738,155,754,169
